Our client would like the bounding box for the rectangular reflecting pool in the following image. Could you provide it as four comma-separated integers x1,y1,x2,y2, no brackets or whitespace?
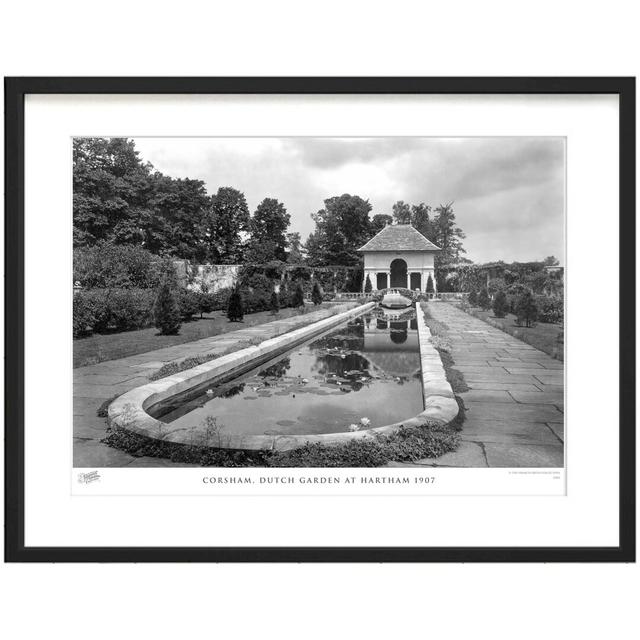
148,308,424,438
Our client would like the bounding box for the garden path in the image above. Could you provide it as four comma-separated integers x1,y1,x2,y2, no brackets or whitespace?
73,304,356,467
398,302,564,468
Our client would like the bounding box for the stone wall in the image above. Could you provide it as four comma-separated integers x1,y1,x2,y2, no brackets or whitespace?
173,260,241,293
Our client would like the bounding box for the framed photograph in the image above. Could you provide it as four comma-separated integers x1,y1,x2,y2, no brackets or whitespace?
5,77,635,562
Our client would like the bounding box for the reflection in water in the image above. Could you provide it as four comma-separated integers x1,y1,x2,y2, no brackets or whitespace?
149,307,423,437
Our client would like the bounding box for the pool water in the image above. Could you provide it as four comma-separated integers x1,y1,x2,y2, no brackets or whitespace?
148,308,423,438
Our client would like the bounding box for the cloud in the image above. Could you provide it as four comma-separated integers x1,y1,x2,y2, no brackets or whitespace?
133,136,565,264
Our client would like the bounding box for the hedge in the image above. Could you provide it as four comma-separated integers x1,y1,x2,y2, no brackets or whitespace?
73,288,155,337
535,295,564,324
73,243,161,289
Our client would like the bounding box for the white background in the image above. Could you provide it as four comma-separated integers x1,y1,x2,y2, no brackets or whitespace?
25,94,607,547
1,1,638,639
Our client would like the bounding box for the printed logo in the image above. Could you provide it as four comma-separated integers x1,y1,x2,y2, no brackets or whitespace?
78,470,101,484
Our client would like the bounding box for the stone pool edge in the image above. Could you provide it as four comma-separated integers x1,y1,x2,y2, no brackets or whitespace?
413,300,459,424
108,300,458,452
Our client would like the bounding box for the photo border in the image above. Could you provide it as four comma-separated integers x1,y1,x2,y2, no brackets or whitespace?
4,77,635,562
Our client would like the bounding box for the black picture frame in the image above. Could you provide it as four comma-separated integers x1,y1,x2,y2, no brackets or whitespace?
4,77,636,563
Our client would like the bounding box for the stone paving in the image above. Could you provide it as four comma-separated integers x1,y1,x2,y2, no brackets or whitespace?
398,302,564,468
73,304,357,467
75,300,564,469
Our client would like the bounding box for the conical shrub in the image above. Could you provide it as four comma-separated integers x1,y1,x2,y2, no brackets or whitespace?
270,290,280,314
515,291,538,327
492,290,509,318
478,288,491,310
311,281,323,305
154,274,181,335
227,285,244,322
292,283,305,308
426,274,435,293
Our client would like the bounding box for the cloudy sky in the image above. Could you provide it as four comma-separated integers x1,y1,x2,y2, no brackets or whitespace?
134,137,565,264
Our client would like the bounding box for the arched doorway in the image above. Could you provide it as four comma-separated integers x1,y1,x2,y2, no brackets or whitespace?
390,258,407,288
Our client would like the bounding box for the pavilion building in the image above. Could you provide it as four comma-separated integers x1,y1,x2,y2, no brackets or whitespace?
357,223,441,292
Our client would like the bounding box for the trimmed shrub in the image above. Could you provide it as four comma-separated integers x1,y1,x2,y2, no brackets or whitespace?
514,291,538,327
292,283,305,308
505,282,531,313
536,295,564,324
278,282,290,307
197,291,215,318
209,287,232,311
177,289,200,321
468,290,478,306
153,278,181,336
426,274,435,293
270,290,280,314
73,288,155,337
364,274,372,293
227,285,244,322
109,288,154,331
311,281,323,305
73,242,161,289
477,288,491,310
73,291,98,337
492,290,509,318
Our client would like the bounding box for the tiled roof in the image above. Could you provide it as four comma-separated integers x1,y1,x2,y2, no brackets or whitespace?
357,224,441,252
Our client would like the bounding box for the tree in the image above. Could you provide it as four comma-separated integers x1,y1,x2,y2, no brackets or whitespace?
370,214,392,234
286,232,304,263
311,281,323,305
146,175,211,261
305,194,373,266
432,202,466,266
73,138,212,260
73,138,154,247
426,274,435,293
227,284,244,322
515,291,538,327
153,261,181,335
197,289,214,318
410,203,434,240
208,187,250,264
246,198,290,263
492,290,509,318
270,290,280,314
543,255,560,266
478,288,491,310
468,290,478,306
364,274,372,293
392,201,412,224
292,283,305,308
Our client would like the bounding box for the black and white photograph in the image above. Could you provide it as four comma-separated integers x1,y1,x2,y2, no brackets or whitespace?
6,76,633,566
73,136,565,471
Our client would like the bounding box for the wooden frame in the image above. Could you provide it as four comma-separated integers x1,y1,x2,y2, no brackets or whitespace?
4,77,635,562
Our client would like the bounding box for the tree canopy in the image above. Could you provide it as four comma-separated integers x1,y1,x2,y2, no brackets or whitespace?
208,187,250,264
305,194,373,266
73,138,470,271
73,138,210,261
246,197,290,263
